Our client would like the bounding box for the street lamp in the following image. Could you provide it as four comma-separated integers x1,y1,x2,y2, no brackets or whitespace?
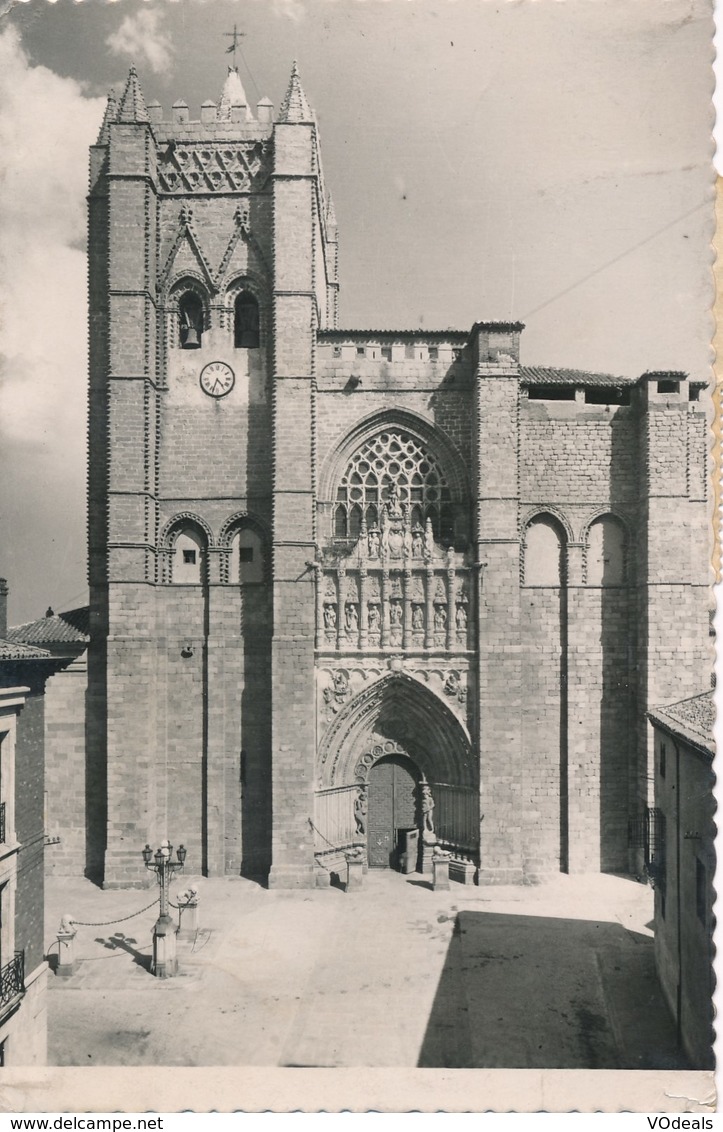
142,839,187,978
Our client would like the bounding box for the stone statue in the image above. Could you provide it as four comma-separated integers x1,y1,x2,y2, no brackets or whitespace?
434,605,447,631
354,787,368,836
412,605,424,630
424,517,434,559
324,604,337,629
368,604,380,632
368,528,380,558
390,602,403,628
420,783,435,835
345,604,359,632
59,914,77,935
455,604,467,630
411,528,424,557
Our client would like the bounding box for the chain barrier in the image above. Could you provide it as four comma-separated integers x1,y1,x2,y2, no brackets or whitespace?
70,897,159,928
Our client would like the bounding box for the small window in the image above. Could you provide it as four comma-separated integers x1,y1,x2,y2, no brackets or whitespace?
333,346,342,358
429,346,438,361
659,740,666,780
657,379,679,394
179,292,203,349
239,547,253,563
689,385,701,402
183,549,197,565
696,859,707,923
356,346,366,357
234,291,260,349
381,346,392,361
404,344,415,359
584,387,631,406
527,385,577,401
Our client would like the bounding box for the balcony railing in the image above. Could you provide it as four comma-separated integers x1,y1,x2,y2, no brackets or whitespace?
0,801,5,844
0,952,25,1015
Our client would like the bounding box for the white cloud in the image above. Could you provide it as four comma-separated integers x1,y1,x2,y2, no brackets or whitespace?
0,26,104,444
0,25,103,616
106,8,174,75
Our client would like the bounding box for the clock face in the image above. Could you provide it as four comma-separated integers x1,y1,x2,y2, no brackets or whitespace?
200,361,235,398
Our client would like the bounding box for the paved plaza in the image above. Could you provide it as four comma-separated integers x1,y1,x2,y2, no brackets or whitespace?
45,870,687,1069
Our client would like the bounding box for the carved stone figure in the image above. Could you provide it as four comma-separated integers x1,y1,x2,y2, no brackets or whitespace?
412,605,424,631
368,528,380,558
323,604,337,629
345,604,359,632
389,602,403,628
420,783,435,834
354,786,368,836
333,670,349,699
412,529,424,557
434,605,447,631
368,604,380,632
444,670,460,697
456,604,468,630
424,517,434,558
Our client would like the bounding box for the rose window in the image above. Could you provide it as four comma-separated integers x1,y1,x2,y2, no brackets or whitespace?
334,430,455,544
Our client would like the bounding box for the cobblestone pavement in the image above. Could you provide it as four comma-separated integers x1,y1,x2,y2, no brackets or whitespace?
45,870,688,1069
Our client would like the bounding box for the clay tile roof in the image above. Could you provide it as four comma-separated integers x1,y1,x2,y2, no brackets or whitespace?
8,606,90,646
648,690,715,757
0,639,52,661
278,61,313,123
520,366,634,387
117,66,149,124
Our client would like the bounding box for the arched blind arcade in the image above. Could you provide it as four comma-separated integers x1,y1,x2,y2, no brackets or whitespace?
334,430,456,543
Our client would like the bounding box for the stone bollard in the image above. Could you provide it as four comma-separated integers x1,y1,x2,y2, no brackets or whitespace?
151,914,178,978
177,888,199,940
432,849,451,891
56,914,77,976
345,847,365,892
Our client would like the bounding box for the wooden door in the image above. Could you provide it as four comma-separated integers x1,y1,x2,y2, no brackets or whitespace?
367,756,417,868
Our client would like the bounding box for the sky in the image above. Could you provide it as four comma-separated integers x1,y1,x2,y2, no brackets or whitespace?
0,0,715,624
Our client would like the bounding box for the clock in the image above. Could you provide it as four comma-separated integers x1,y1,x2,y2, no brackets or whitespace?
200,361,235,398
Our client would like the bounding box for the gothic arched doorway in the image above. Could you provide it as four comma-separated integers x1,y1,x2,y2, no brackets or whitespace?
367,753,420,869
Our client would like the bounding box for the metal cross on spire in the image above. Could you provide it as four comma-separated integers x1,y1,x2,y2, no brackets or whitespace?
224,23,245,71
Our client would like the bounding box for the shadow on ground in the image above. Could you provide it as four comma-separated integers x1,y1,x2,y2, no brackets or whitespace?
418,910,692,1070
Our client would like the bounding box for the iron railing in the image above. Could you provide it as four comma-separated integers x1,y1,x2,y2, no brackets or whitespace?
0,952,25,1014
0,801,5,844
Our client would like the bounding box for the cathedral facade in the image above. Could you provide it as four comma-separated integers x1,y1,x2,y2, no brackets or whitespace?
86,62,711,888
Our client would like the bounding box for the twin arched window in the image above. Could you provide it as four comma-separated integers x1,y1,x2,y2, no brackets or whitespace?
166,521,266,584
522,513,627,586
175,285,261,351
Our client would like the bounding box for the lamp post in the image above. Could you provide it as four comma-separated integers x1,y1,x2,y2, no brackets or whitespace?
142,839,187,978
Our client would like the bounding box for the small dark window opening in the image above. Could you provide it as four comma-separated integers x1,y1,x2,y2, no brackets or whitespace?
183,549,197,565
239,547,254,563
333,345,342,358
235,292,260,349
696,858,707,923
179,292,203,349
381,346,392,361
657,379,679,394
527,385,577,401
356,346,366,357
429,346,439,361
689,385,701,402
659,741,666,779
584,387,632,406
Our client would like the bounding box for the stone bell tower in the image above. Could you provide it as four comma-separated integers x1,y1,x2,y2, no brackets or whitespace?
87,61,338,886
